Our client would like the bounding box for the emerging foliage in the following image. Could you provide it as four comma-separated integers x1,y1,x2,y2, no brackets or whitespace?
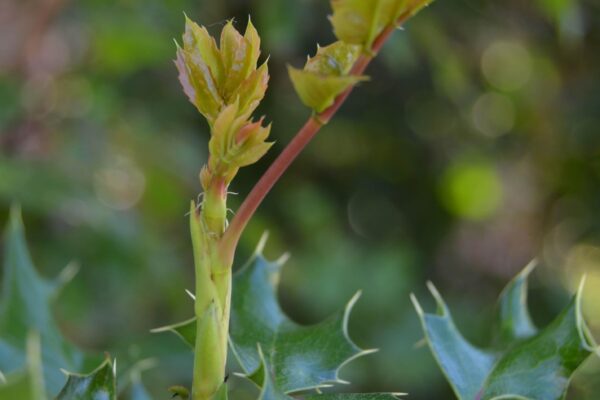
412,262,599,400
176,17,268,124
329,0,432,49
288,42,366,113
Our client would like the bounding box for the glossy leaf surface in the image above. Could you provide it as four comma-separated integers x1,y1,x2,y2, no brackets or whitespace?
55,358,116,400
412,264,598,400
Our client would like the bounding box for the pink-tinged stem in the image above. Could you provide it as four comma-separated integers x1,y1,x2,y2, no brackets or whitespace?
221,23,398,261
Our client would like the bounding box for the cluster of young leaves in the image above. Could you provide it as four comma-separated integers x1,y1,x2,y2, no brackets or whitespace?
288,0,431,113
412,262,599,400
0,207,149,400
175,17,272,192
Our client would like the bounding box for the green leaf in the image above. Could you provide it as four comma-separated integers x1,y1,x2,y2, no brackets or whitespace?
0,332,46,400
244,344,405,400
55,358,117,400
288,41,366,113
0,206,151,398
153,241,399,399
0,206,83,395
495,261,537,346
151,317,196,349
329,0,433,49
412,263,599,400
177,17,269,123
229,252,374,393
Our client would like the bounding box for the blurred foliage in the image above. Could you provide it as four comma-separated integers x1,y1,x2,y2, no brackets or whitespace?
0,0,599,398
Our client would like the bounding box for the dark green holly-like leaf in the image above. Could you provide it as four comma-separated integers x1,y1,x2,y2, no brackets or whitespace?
411,263,599,400
154,241,401,399
0,206,83,395
229,251,374,393
55,358,116,400
242,344,405,400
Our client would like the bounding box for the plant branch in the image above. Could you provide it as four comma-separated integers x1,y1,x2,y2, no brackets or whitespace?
221,22,400,261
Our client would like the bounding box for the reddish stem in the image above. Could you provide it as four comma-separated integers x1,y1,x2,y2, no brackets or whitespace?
221,24,398,261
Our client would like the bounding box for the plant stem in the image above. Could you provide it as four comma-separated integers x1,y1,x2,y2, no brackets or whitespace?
221,24,398,262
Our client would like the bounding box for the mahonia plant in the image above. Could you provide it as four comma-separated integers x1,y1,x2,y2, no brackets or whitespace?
1,1,598,400
158,1,434,400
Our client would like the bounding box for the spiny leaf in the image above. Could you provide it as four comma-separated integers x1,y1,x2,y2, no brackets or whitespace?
0,207,151,399
495,260,537,346
0,206,83,395
153,239,401,399
229,252,374,393
150,317,196,348
288,41,366,113
412,263,599,400
242,345,405,400
55,357,117,400
0,332,46,400
305,395,404,400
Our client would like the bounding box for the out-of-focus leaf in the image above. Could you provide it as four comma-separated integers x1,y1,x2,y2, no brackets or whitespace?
0,332,46,400
55,358,116,400
412,263,599,400
0,206,83,395
329,0,432,48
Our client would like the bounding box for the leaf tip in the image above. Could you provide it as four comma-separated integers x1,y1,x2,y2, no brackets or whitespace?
343,291,362,330
255,231,270,255
56,261,80,288
426,281,448,316
410,293,424,317
519,259,538,279
276,252,290,267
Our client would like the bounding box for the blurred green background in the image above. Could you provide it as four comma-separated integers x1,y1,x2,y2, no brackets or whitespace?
1,0,599,398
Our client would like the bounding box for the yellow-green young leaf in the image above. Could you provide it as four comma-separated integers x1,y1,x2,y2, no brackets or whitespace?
206,102,272,183
329,0,432,49
237,62,270,119
220,21,254,98
305,41,362,76
288,41,366,113
176,46,224,124
183,16,224,86
176,17,269,123
288,67,365,113
330,0,386,48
